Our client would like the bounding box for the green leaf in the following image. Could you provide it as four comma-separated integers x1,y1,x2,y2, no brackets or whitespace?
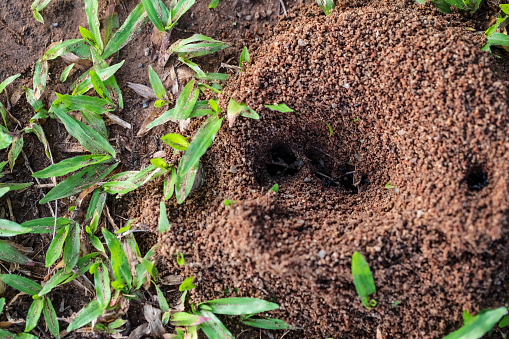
142,0,165,31
0,240,31,265
264,103,293,113
208,0,219,9
148,65,167,99
443,307,508,339
168,34,228,59
38,269,73,296
239,46,250,67
72,61,125,96
0,219,32,237
77,253,100,275
34,155,112,178
0,129,12,150
60,63,75,82
43,298,59,339
45,226,68,267
84,0,103,51
162,133,189,151
269,183,279,193
196,309,233,339
0,74,21,94
32,0,52,12
0,298,5,315
25,298,44,332
103,3,147,59
0,183,32,193
57,93,115,115
102,164,167,196
326,123,333,136
175,80,200,121
487,33,509,46
317,0,334,14
90,71,111,101
102,228,132,289
151,158,170,170
199,297,279,315
0,274,42,295
176,252,185,266
352,251,376,309
89,234,105,252
140,258,158,279
33,59,48,100
24,123,50,158
82,109,108,139
43,39,86,61
198,83,221,95
463,310,477,326
63,223,80,272
241,317,292,330
21,217,72,234
179,56,206,78
86,189,107,220
195,73,229,82
66,299,104,332
95,263,111,310
163,167,177,200
39,162,118,204
171,0,196,25
499,315,509,328
158,201,170,233
154,283,169,314
171,312,209,326
179,276,196,291
8,136,23,172
384,181,396,189
50,103,116,157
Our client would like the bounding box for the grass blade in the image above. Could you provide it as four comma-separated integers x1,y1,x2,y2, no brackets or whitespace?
60,63,74,82
90,71,111,101
171,312,209,326
0,240,31,265
63,223,81,272
148,66,167,99
0,74,21,94
8,136,23,172
84,0,103,51
239,46,250,67
0,220,32,237
443,307,508,339
38,269,73,296
241,318,292,330
171,0,196,25
487,32,509,46
94,263,111,309
0,274,42,295
103,3,147,59
82,109,108,139
102,165,166,195
45,226,68,267
196,309,233,339
57,93,115,114
21,217,72,234
158,201,170,233
43,298,59,339
102,228,132,289
66,299,104,332
72,61,124,96
39,162,118,204
352,251,376,309
34,155,112,178
50,103,116,157
25,298,44,332
33,59,48,100
199,298,279,315
43,39,86,61
161,133,189,151
264,103,294,113
174,80,199,120
142,0,165,31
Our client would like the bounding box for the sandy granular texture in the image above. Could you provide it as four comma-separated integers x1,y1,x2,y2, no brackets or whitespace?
134,2,509,338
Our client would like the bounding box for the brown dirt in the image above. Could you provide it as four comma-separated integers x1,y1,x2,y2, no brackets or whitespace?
130,2,509,338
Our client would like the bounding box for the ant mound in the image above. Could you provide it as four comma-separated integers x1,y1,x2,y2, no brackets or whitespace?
141,1,509,337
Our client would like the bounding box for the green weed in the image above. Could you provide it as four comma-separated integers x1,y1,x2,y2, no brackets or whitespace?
351,252,376,309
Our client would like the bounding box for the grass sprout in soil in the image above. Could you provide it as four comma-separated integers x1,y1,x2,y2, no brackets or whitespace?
0,0,509,338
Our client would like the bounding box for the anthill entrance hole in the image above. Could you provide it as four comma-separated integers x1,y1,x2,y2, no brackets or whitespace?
465,165,489,191
266,143,302,177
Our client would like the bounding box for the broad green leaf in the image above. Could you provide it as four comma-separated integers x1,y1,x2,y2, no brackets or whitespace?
57,93,115,115
90,70,111,101
485,14,506,37
50,103,116,157
95,263,111,309
241,317,292,330
38,269,73,296
60,63,74,82
463,310,477,326
140,258,158,279
102,165,166,196
84,0,103,51
151,158,170,170
162,133,189,151
39,162,118,204
43,298,59,339
102,228,132,289
487,33,509,46
89,234,105,252
0,274,42,295
168,34,228,59
45,226,68,267
179,115,222,175
171,312,209,326
499,315,509,328
0,240,32,265
179,276,196,291
174,80,199,120
264,103,293,113
208,0,219,9
158,201,170,233
25,298,44,332
66,299,104,332
154,282,170,314
0,219,32,237
239,46,250,67
142,0,165,31
43,39,86,61
163,167,177,200
148,66,167,99
0,129,12,149
21,217,72,234
8,136,23,172
72,61,125,96
227,98,258,127
63,223,80,272
0,74,21,94
199,298,279,315
501,4,509,13
103,3,147,59
443,307,507,339
32,8,44,23
196,309,233,339
352,251,376,309
34,155,112,178
171,0,196,25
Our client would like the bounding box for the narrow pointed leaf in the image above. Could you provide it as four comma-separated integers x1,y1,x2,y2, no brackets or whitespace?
57,93,115,115
0,274,42,295
45,226,68,267
84,0,103,51
163,167,176,200
241,318,292,330
142,0,165,31
63,223,80,272
443,307,508,339
148,66,166,99
66,299,104,332
43,298,59,339
199,297,279,315
72,61,125,96
0,74,21,94
25,298,44,332
60,63,75,82
102,228,132,289
264,103,293,113
196,309,233,339
8,136,23,172
0,219,32,237
39,269,73,296
21,217,72,234
171,0,196,25
171,312,209,326
352,251,376,309
0,240,31,265
43,39,86,61
158,201,170,233
94,263,111,309
162,133,189,151
34,155,112,178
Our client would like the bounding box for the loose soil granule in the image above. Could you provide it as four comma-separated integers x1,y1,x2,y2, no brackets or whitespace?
126,1,509,338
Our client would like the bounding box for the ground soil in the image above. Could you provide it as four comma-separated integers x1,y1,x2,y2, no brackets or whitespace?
0,0,508,338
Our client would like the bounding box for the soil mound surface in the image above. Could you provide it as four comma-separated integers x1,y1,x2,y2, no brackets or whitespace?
130,2,509,337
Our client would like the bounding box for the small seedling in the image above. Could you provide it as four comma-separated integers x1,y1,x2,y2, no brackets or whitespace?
351,252,376,309
443,307,507,339
240,47,251,67
317,0,334,15
269,183,279,194
326,123,334,136
224,199,235,207
209,0,219,8
384,181,396,189
31,0,52,23
176,252,185,266
142,0,196,32
264,103,294,113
